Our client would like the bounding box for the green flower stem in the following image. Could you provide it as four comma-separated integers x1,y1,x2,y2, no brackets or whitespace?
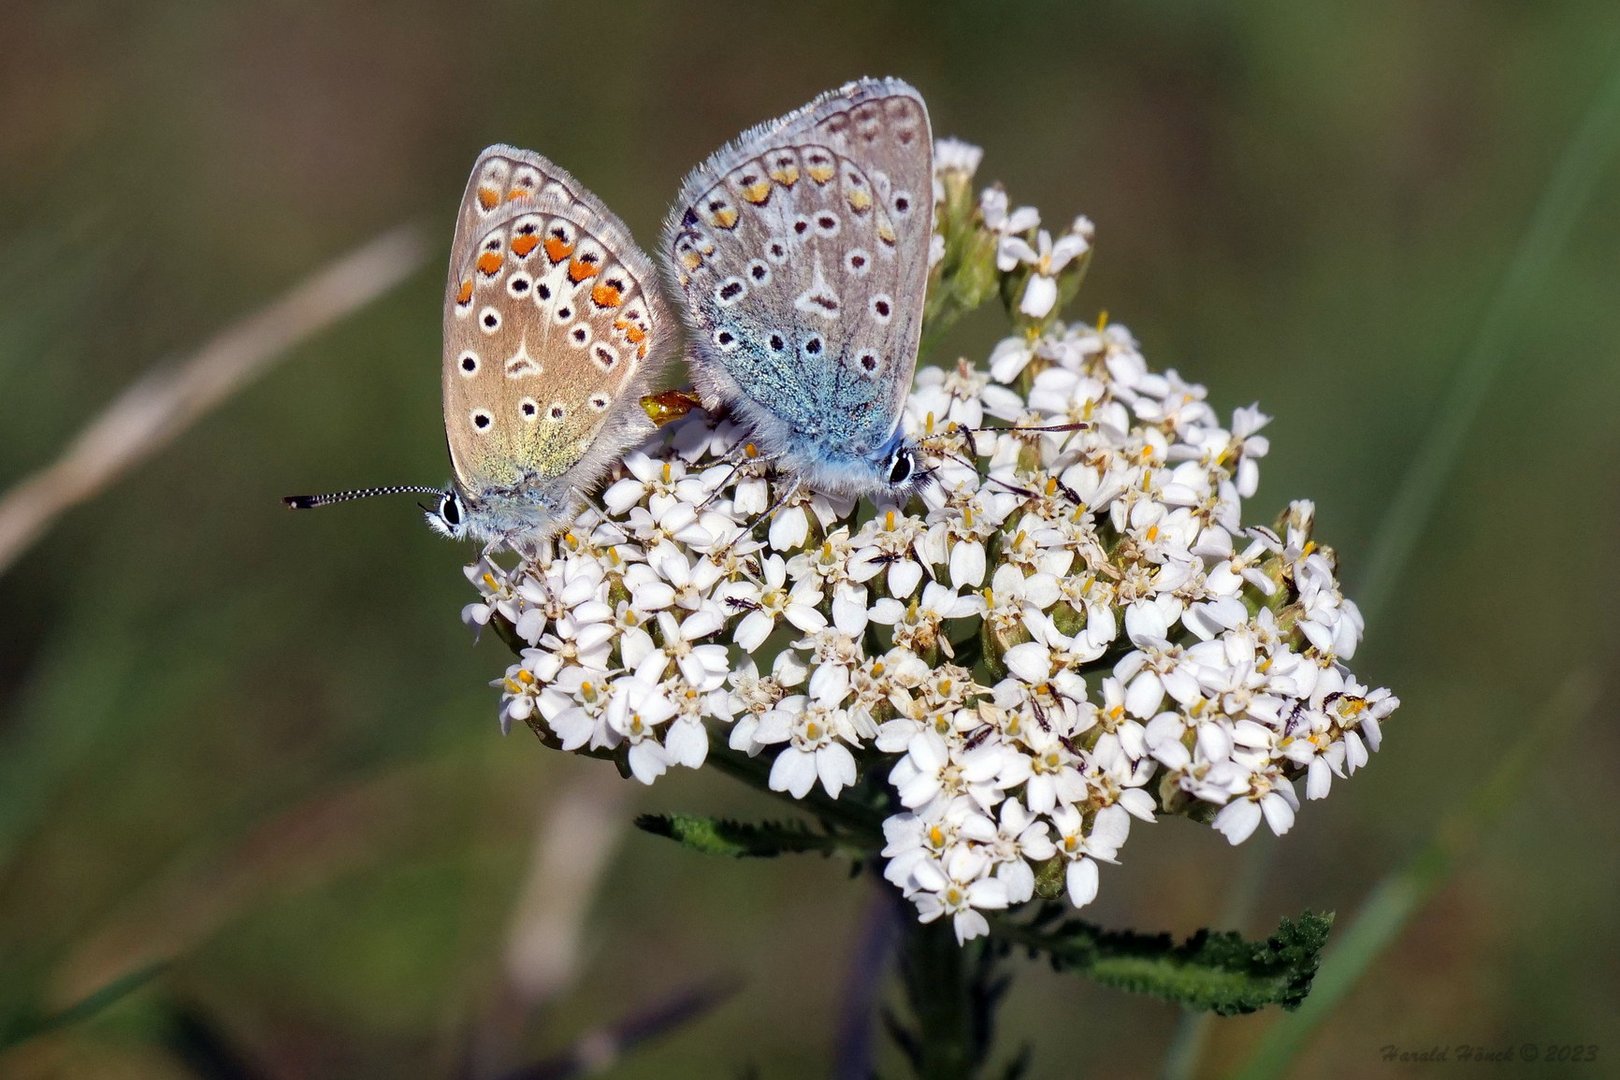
895,916,996,1080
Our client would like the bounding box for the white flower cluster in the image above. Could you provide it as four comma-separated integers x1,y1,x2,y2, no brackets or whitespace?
463,144,1398,945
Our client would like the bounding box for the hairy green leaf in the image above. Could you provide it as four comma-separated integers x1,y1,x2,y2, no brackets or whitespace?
995,908,1334,1015
634,813,844,859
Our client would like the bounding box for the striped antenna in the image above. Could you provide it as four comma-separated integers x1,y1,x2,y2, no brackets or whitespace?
283,485,446,510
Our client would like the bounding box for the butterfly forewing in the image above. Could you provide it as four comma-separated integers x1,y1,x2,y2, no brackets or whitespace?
444,146,666,497
665,79,933,459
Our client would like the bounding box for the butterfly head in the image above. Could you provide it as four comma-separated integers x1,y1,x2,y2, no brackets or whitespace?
785,428,928,502
881,437,923,494
423,480,577,546
423,489,470,539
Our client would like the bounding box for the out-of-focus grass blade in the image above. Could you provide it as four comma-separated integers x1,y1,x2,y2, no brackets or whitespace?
1229,671,1596,1080
0,223,428,575
1355,46,1620,623
0,960,167,1050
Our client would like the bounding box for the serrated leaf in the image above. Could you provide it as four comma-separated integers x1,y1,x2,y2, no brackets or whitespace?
634,813,843,859
996,908,1334,1016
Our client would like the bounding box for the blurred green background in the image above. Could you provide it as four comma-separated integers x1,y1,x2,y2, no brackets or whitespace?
3,1,1618,1076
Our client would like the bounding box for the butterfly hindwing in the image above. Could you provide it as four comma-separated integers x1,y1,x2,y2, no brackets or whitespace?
663,79,933,475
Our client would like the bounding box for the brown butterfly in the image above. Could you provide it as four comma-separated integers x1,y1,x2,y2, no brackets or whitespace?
287,145,673,546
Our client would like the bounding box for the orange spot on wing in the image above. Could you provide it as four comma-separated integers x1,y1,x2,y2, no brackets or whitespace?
476,251,503,276
544,237,574,263
455,279,474,305
591,282,623,308
505,187,531,202
615,319,647,345
476,187,500,210
568,258,600,283
511,234,540,258
742,181,772,205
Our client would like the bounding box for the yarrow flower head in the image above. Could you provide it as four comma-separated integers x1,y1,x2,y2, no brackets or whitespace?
469,138,1399,945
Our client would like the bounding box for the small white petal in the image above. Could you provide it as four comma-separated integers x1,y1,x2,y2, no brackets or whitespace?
1213,800,1262,845
1124,673,1165,719
769,507,810,551
1261,791,1296,836
1003,642,1051,684
817,743,858,797
734,611,774,652
832,592,870,636
949,541,986,588
1065,858,1099,908
665,719,709,768
770,747,819,799
888,559,924,600
627,742,669,785
1019,274,1058,319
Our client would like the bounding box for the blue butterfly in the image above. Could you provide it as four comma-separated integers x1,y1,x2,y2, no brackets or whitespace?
662,78,934,501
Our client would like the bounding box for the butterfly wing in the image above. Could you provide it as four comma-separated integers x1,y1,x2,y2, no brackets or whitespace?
444,146,668,512
662,79,933,468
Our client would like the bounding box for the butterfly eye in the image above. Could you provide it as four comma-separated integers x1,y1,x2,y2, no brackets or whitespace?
439,493,462,527
887,448,914,486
